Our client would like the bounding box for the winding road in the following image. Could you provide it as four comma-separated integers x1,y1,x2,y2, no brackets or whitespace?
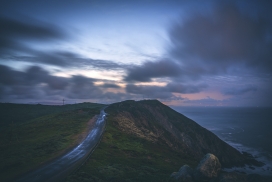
17,109,107,182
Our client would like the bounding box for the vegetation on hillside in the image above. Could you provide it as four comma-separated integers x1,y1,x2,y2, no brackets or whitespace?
0,102,104,129
1,100,262,181
66,111,198,182
66,99,260,182
0,102,104,181
66,100,199,181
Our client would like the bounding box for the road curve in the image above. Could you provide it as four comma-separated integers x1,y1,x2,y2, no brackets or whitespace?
17,109,107,182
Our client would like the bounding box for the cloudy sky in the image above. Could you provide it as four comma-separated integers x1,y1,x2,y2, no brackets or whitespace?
0,0,271,106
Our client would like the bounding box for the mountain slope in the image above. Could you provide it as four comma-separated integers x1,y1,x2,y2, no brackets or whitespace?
67,100,260,182
105,100,257,167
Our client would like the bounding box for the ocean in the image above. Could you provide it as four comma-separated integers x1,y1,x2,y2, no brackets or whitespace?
173,106,272,176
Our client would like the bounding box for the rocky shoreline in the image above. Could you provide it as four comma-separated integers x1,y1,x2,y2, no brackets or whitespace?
170,153,272,182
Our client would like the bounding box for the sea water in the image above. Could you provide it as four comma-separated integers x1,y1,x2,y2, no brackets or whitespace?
173,106,272,176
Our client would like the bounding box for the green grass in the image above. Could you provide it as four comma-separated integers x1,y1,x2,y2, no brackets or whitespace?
0,103,104,181
0,102,104,129
66,114,198,182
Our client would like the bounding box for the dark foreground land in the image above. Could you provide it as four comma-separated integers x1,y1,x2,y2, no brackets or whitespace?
1,100,271,182
17,109,106,182
66,100,269,182
0,102,104,181
67,102,198,181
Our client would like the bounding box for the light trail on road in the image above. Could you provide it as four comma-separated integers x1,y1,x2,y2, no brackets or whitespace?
17,109,107,182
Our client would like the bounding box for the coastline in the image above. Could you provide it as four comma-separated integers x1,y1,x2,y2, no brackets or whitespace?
173,106,272,177
222,141,272,177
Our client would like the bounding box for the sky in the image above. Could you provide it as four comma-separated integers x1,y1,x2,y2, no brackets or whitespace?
0,0,272,107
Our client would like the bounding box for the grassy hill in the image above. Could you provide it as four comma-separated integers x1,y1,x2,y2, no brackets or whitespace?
1,100,262,181
66,100,257,181
66,103,198,182
0,102,104,129
0,102,104,181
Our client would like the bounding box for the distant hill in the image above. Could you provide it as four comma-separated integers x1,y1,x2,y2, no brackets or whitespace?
67,100,261,181
0,102,104,129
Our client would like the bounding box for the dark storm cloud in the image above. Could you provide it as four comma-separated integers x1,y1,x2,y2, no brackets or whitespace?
0,64,126,101
6,51,79,67
182,96,221,106
125,82,206,99
3,52,128,70
0,15,64,54
167,82,208,94
0,16,63,40
0,15,104,70
125,2,272,83
35,51,79,67
0,64,69,89
78,58,129,70
26,66,69,90
126,84,175,99
125,59,181,82
0,64,25,85
169,2,272,74
0,15,127,70
0,11,134,74
0,15,125,70
223,85,257,96
100,83,121,88
65,75,100,99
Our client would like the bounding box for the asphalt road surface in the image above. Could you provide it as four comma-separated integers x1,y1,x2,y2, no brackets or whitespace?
17,109,106,182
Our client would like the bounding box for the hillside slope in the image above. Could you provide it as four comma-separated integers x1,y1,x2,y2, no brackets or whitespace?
67,100,260,181
0,103,104,181
105,100,257,167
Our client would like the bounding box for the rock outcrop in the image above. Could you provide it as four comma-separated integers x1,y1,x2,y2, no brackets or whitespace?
170,154,221,182
171,153,271,182
170,165,194,182
193,153,221,181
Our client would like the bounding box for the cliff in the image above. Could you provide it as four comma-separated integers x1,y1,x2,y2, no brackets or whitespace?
66,99,263,181
105,100,260,167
